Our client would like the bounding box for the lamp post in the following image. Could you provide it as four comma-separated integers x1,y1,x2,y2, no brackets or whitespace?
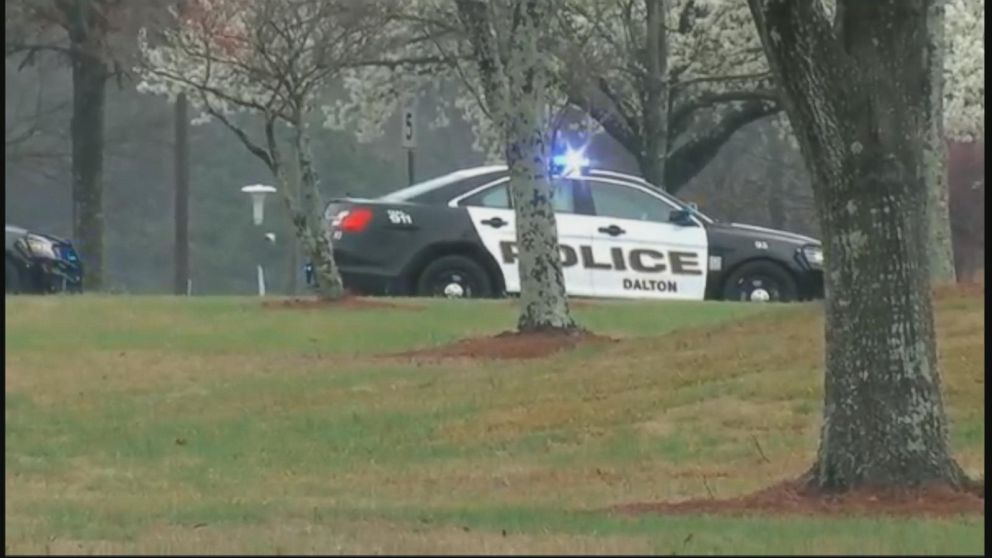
240,184,277,296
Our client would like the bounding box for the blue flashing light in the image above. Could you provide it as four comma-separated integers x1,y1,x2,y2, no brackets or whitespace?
550,145,590,177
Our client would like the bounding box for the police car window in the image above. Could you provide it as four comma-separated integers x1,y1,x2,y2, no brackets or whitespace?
550,179,577,213
460,183,510,208
589,181,676,222
460,180,577,213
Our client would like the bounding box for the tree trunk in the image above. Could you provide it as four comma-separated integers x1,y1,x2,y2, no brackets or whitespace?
174,93,190,295
287,236,299,296
69,40,108,291
505,105,576,332
641,0,669,189
291,118,345,301
749,0,966,491
457,0,577,332
767,143,786,229
923,0,956,284
504,0,576,332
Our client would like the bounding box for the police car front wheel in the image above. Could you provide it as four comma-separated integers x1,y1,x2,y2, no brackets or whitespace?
416,255,493,299
721,260,798,303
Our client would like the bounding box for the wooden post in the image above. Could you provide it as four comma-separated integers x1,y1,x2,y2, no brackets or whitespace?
174,93,190,295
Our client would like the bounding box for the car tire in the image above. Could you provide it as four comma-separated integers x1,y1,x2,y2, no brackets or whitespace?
721,260,798,303
6,258,23,294
416,255,494,299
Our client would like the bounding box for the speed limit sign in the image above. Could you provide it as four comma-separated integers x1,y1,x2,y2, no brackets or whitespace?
401,107,417,148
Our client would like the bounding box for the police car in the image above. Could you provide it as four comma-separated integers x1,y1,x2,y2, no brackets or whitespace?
320,158,824,302
5,224,84,294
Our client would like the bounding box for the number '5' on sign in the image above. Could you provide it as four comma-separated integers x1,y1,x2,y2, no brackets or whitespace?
401,108,416,148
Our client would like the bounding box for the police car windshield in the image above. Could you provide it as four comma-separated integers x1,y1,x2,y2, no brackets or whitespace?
658,190,714,223
381,166,506,202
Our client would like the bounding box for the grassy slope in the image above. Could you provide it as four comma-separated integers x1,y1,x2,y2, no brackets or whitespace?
4,292,984,555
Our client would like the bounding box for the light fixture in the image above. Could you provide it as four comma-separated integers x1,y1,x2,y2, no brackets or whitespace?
240,184,277,225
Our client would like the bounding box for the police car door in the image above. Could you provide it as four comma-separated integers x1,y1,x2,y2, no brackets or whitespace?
455,178,596,296
584,178,708,300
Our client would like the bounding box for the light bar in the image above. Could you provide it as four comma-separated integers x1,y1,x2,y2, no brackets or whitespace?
549,145,590,177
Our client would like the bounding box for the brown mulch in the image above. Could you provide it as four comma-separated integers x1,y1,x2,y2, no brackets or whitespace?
386,329,618,360
261,296,423,311
611,479,985,519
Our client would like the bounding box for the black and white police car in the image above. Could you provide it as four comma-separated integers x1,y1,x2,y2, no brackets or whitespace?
319,158,824,303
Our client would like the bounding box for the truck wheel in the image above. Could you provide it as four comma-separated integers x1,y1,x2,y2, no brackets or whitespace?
416,255,493,299
721,260,798,302
6,258,23,294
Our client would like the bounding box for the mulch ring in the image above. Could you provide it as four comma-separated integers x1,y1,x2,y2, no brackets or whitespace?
386,329,618,360
611,479,985,518
261,296,423,311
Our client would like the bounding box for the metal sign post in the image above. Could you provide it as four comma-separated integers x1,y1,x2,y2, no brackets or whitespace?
401,106,417,185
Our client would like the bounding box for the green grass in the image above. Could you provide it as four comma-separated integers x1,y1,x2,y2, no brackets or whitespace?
3,295,778,354
4,291,985,555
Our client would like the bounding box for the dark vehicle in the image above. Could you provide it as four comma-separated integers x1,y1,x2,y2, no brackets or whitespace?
5,224,84,294
313,163,823,303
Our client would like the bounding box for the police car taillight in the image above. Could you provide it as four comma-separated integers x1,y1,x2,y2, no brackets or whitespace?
336,208,373,232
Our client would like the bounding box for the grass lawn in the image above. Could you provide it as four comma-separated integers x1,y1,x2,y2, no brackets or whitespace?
4,291,985,555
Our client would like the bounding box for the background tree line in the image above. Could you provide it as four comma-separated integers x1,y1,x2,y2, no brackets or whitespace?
5,0,984,293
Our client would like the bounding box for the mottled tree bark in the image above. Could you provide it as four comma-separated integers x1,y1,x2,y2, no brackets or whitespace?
749,0,966,491
923,0,957,284
293,121,345,300
458,0,576,332
504,92,575,332
280,111,345,301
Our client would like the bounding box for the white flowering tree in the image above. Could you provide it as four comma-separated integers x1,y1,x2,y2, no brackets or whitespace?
566,0,982,283
328,0,779,194
943,0,984,143
556,0,780,193
326,0,577,331
747,0,981,492
320,0,982,298
924,0,984,281
137,0,401,300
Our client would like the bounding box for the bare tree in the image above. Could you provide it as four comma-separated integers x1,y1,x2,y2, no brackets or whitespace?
4,61,70,173
6,0,166,290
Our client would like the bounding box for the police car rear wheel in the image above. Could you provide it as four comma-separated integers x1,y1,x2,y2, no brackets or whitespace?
722,261,797,303
417,255,493,299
